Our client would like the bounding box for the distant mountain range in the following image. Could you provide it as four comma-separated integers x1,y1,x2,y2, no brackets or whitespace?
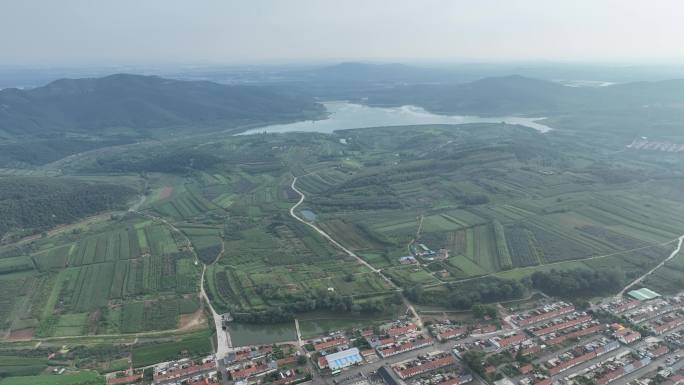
1,70,683,167
0,73,324,139
355,74,684,115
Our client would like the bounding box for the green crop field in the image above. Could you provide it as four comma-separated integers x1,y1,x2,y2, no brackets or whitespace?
92,126,684,318
0,216,200,338
131,330,213,367
178,224,223,263
0,356,47,378
0,370,103,385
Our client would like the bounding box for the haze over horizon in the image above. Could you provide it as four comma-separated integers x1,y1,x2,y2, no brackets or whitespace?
2,0,684,66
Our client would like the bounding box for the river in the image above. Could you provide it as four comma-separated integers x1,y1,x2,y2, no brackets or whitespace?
239,101,553,135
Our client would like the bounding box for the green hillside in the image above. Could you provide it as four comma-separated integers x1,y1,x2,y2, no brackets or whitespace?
0,74,324,165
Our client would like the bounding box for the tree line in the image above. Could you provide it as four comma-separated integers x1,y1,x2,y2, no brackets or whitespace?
232,290,396,324
404,267,626,310
530,268,626,298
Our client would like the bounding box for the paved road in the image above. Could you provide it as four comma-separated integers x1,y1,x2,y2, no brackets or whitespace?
289,176,423,327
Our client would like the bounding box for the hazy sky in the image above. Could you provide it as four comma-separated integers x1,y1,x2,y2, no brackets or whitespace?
2,0,684,66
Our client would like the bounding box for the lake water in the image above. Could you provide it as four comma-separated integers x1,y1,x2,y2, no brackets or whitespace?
239,101,553,135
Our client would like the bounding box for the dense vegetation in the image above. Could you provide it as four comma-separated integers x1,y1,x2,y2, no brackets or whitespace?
91,149,222,174
530,268,626,298
0,177,135,238
0,74,324,138
355,75,684,136
232,290,393,324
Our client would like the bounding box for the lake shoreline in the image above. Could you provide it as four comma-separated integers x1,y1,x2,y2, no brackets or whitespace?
238,101,553,136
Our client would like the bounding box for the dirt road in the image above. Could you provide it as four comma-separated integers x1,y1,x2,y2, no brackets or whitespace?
289,176,423,327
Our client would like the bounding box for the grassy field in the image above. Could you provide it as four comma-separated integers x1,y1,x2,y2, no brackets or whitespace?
0,356,47,378
0,370,103,385
131,330,213,367
228,322,298,346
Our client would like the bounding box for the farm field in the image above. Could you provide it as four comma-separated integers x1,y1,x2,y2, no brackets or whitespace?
0,216,201,339
3,120,684,357
131,329,213,367
272,125,684,312
0,370,104,385
177,224,223,264
0,355,47,378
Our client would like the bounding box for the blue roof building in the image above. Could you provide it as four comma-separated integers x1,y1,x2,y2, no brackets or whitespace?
325,348,363,371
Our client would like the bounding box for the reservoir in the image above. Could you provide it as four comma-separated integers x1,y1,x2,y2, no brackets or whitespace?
240,101,553,135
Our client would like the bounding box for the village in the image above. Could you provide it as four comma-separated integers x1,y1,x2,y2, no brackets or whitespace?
102,286,684,385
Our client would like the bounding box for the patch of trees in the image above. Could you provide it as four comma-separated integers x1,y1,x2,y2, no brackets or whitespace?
0,177,135,238
530,268,625,298
462,351,487,378
196,245,222,264
92,150,221,174
233,291,393,324
472,304,498,319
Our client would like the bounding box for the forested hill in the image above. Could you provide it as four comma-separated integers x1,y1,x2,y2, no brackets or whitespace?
0,74,324,138
358,75,684,114
356,75,684,136
0,177,135,239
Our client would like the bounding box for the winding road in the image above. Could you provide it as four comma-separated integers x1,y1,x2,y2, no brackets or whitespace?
289,176,423,327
